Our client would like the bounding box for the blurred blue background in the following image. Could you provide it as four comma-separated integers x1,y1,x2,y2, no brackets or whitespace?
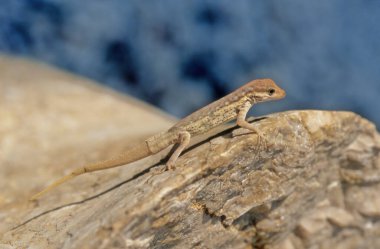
1,1,379,125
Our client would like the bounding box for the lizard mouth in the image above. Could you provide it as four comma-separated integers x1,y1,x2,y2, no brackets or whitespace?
277,88,286,98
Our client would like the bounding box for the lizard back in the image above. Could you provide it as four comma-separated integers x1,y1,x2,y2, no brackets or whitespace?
171,85,250,135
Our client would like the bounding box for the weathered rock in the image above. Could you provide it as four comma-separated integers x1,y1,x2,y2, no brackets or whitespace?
1,57,380,249
2,109,380,249
0,55,175,236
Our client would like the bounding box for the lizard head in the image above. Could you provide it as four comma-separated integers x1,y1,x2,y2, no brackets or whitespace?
245,78,286,103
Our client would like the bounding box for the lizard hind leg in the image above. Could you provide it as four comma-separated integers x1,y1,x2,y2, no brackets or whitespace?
166,131,191,170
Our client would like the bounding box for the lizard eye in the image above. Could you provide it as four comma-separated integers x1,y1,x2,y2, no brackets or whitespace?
268,88,275,96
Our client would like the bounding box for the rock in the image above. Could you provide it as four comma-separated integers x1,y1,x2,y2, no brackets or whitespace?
1,57,380,249
0,55,175,236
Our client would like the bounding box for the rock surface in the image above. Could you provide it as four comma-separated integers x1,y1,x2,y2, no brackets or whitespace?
1,57,380,249
0,55,175,236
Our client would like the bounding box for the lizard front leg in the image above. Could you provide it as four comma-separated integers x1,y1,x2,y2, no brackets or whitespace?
236,101,264,135
166,131,191,170
236,101,268,149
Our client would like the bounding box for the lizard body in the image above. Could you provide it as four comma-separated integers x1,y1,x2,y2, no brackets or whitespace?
31,78,285,200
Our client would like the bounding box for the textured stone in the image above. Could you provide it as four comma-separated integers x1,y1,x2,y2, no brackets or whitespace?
0,55,175,237
1,57,380,249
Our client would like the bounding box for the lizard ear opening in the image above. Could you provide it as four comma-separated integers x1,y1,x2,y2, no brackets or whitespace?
268,88,275,96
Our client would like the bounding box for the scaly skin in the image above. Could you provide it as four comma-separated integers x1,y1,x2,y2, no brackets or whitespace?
31,78,286,200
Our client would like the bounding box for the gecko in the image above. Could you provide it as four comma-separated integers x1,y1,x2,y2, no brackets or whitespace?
31,78,286,200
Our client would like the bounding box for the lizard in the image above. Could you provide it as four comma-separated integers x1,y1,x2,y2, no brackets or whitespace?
30,78,286,200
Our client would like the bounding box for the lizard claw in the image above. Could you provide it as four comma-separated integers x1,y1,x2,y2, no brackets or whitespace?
256,131,268,151
165,163,176,171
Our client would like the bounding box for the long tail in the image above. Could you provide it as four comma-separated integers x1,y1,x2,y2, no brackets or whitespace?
30,141,152,200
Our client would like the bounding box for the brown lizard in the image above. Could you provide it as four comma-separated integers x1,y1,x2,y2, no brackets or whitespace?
31,78,286,200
